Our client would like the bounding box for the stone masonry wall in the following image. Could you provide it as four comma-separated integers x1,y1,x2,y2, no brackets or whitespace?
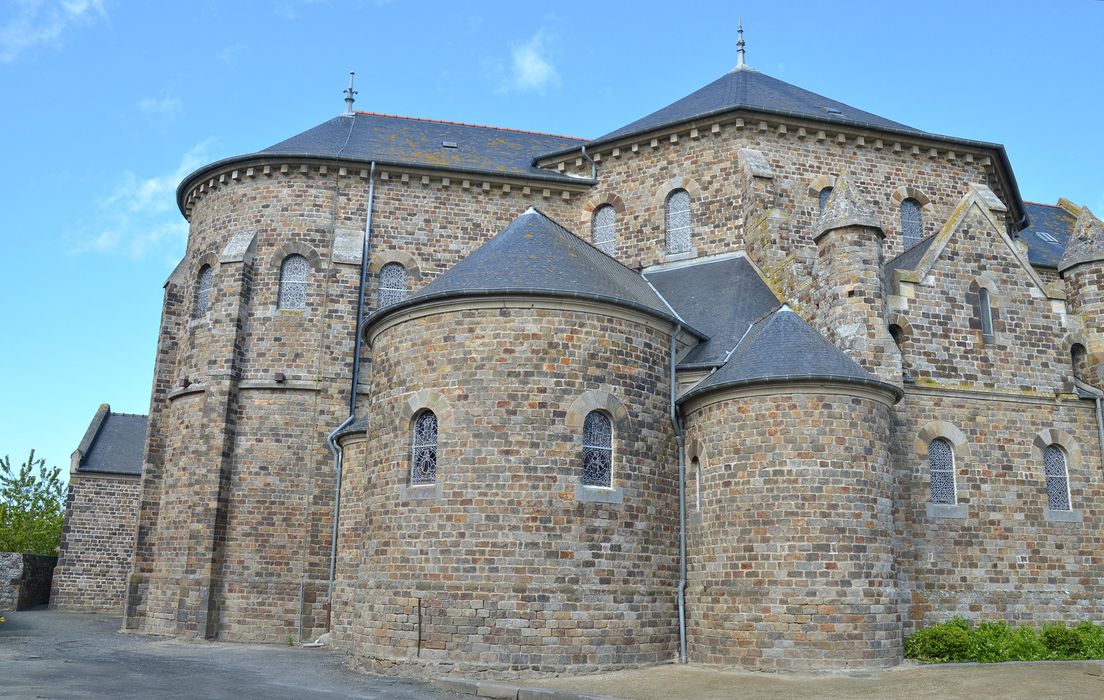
51,475,140,612
894,391,1104,633
333,305,680,677
683,389,899,671
2,553,57,611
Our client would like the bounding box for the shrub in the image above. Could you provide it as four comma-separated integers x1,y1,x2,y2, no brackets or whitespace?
0,450,67,555
1075,621,1104,659
904,622,972,663
1042,623,1084,659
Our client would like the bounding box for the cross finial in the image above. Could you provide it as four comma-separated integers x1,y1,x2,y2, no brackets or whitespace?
343,71,357,114
736,19,746,68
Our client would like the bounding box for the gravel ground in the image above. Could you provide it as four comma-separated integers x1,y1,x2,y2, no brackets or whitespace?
0,608,460,700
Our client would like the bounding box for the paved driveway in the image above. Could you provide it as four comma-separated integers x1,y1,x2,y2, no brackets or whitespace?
0,609,459,699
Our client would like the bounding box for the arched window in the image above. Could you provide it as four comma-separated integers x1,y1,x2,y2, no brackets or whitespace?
818,186,833,210
410,410,438,485
582,411,612,487
378,262,408,308
928,437,956,505
1072,343,1088,383
690,456,701,512
591,204,616,256
1044,444,1071,511
278,254,309,310
901,198,923,248
665,189,692,255
979,288,994,338
195,265,214,316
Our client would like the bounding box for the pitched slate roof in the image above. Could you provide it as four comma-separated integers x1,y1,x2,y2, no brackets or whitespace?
680,306,901,402
1021,202,1076,269
643,256,779,369
591,67,925,145
365,208,704,337
73,405,146,476
260,112,586,183
884,234,937,277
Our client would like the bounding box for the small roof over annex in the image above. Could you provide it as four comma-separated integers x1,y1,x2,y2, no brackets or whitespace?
680,306,902,403
71,404,147,476
364,208,705,338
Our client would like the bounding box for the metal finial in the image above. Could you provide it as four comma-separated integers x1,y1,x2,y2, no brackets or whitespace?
343,71,358,114
736,19,746,68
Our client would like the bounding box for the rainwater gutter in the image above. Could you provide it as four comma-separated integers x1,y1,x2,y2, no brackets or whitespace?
668,323,687,664
324,160,377,626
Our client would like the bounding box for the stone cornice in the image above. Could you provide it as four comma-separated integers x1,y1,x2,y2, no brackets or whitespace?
680,380,900,416
178,157,594,220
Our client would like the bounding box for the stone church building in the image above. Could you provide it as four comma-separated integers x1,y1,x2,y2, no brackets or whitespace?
56,44,1104,675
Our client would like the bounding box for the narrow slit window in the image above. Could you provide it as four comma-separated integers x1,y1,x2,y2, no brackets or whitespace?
1044,445,1071,511
195,265,214,316
378,262,408,308
928,437,956,505
901,198,923,248
582,411,613,487
979,288,994,338
665,189,692,255
592,204,616,256
410,410,438,485
818,186,834,211
278,254,309,310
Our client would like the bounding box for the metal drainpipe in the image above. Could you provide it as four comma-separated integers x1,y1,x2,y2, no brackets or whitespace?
581,145,596,180
668,324,687,664
1095,396,1104,470
325,160,377,622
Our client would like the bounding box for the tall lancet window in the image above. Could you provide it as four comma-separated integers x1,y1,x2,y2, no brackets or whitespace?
818,186,834,210
195,265,214,316
665,189,692,254
592,204,616,255
378,262,408,308
1044,445,1071,511
979,288,994,339
582,411,613,487
928,437,956,505
901,198,923,249
278,254,309,310
410,410,438,485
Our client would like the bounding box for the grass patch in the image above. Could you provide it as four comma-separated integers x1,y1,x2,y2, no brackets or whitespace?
905,617,1104,663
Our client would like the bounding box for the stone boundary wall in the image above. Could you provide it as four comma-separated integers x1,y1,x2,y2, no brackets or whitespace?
2,553,58,611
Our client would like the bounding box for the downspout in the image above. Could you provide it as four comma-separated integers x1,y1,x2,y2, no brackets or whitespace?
1095,396,1104,470
581,145,596,180
325,160,377,623
668,324,687,664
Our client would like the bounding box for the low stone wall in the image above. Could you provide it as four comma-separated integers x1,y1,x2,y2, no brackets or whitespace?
2,553,58,611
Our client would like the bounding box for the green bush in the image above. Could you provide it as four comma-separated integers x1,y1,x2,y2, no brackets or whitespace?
905,619,1104,664
0,450,66,555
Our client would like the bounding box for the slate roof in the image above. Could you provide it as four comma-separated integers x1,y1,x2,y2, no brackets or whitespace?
365,208,704,337
680,306,901,402
643,256,779,369
884,234,937,277
1021,202,1076,269
588,67,925,146
260,112,586,183
74,405,146,476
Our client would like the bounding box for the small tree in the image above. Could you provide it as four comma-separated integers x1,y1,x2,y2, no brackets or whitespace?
0,450,67,555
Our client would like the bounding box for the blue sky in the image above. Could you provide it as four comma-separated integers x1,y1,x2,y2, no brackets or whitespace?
1,1,1102,475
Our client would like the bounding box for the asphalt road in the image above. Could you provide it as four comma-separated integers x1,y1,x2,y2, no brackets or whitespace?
0,609,460,699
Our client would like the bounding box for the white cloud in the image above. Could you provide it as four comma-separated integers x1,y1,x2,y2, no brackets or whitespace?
138,95,182,119
0,0,106,64
70,140,212,263
502,29,559,95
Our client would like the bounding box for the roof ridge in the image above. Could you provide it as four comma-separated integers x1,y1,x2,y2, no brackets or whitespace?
108,411,148,418
1023,200,1064,208
352,111,587,141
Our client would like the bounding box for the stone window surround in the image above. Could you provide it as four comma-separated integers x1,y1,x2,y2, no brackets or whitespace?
578,192,626,251
652,177,702,262
268,243,322,316
915,420,970,519
191,253,218,319
567,390,629,504
368,250,423,285
397,389,452,502
686,437,709,526
1032,428,1083,523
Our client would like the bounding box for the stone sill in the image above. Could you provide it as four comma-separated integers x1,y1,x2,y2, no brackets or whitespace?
575,484,623,504
1045,508,1082,523
665,249,698,263
400,483,442,501
927,503,967,519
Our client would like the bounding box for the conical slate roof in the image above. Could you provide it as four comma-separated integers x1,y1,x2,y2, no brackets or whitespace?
1058,206,1104,273
680,306,900,402
594,67,925,144
365,208,703,336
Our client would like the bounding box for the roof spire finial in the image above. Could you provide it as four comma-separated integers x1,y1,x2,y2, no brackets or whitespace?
343,71,357,115
736,18,746,68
